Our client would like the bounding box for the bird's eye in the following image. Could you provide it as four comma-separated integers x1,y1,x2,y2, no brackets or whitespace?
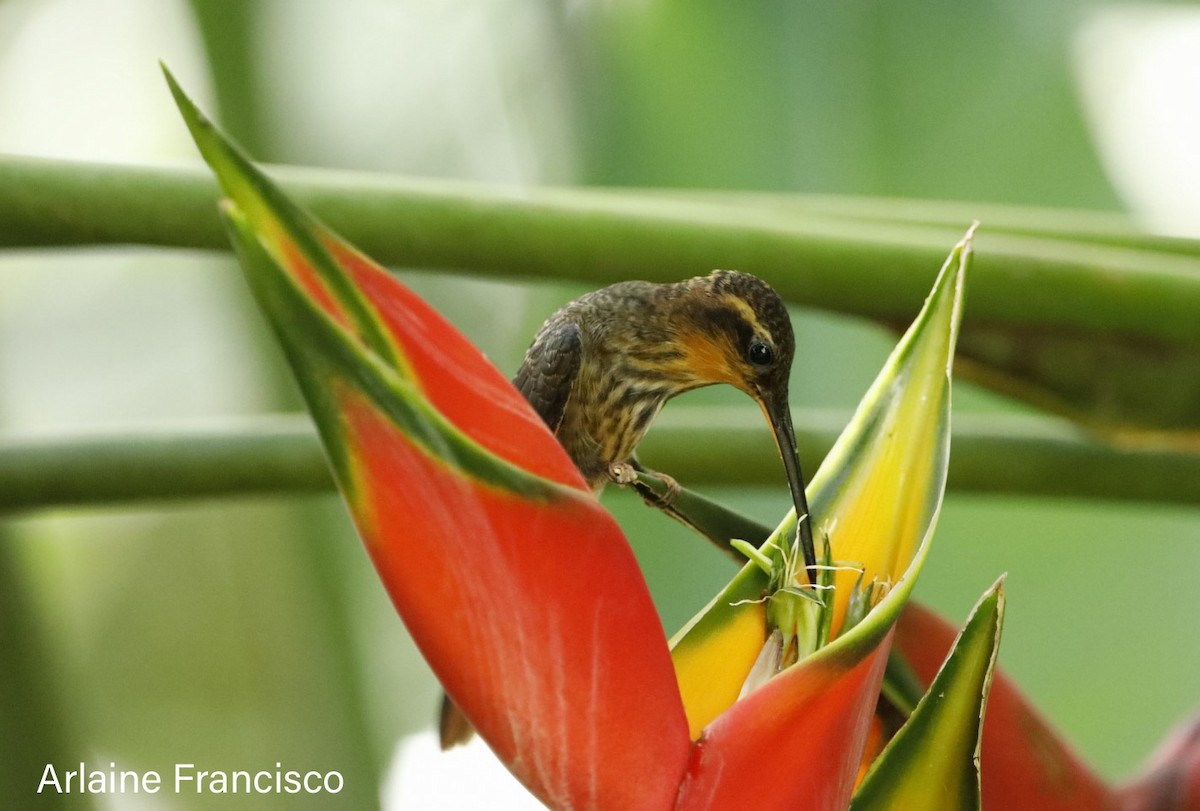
747,341,774,366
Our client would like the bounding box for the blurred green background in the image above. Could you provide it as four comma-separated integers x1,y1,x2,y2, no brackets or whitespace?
2,1,1198,808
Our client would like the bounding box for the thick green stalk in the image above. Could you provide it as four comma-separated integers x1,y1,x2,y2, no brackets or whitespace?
660,189,1200,257
0,540,89,809
0,417,329,512
2,155,1200,343
2,410,1198,513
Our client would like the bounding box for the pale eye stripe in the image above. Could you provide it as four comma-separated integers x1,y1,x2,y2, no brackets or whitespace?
724,295,770,346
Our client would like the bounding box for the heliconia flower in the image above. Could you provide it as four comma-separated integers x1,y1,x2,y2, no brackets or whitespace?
166,64,990,810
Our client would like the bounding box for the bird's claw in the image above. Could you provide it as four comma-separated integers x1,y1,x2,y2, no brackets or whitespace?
638,472,680,509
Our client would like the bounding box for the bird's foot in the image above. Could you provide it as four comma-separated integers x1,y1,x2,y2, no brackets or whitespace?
611,461,681,510
607,461,640,486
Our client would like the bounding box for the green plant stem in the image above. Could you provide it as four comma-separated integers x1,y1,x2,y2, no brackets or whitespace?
2,410,1198,514
3,155,1200,343
657,189,1200,257
0,417,330,512
633,469,767,564
0,540,89,809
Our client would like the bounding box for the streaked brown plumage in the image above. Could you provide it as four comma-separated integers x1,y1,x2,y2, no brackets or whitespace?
439,268,815,749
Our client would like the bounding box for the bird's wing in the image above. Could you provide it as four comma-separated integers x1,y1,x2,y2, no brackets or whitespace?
512,320,582,434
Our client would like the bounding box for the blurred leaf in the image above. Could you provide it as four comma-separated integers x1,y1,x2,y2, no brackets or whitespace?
0,541,86,810
186,0,274,159
567,5,1116,202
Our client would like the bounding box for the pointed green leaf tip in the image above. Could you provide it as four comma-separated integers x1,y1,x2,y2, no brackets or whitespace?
160,63,203,141
162,60,261,224
161,63,263,218
851,576,1006,811
162,63,400,370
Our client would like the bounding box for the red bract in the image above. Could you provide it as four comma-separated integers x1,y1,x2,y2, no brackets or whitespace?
326,240,582,484
342,391,690,809
677,642,892,809
168,72,697,809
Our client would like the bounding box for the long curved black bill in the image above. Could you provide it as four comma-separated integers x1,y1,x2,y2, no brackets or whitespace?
760,392,817,584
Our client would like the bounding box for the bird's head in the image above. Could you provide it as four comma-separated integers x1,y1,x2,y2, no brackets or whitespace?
669,269,817,577
671,269,796,402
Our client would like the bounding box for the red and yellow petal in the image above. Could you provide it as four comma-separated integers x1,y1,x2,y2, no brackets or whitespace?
676,639,893,810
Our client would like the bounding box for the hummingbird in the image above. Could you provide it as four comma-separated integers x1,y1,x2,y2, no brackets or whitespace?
439,268,816,748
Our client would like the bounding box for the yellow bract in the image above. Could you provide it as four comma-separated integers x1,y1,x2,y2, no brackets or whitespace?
817,273,958,637
672,600,767,739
